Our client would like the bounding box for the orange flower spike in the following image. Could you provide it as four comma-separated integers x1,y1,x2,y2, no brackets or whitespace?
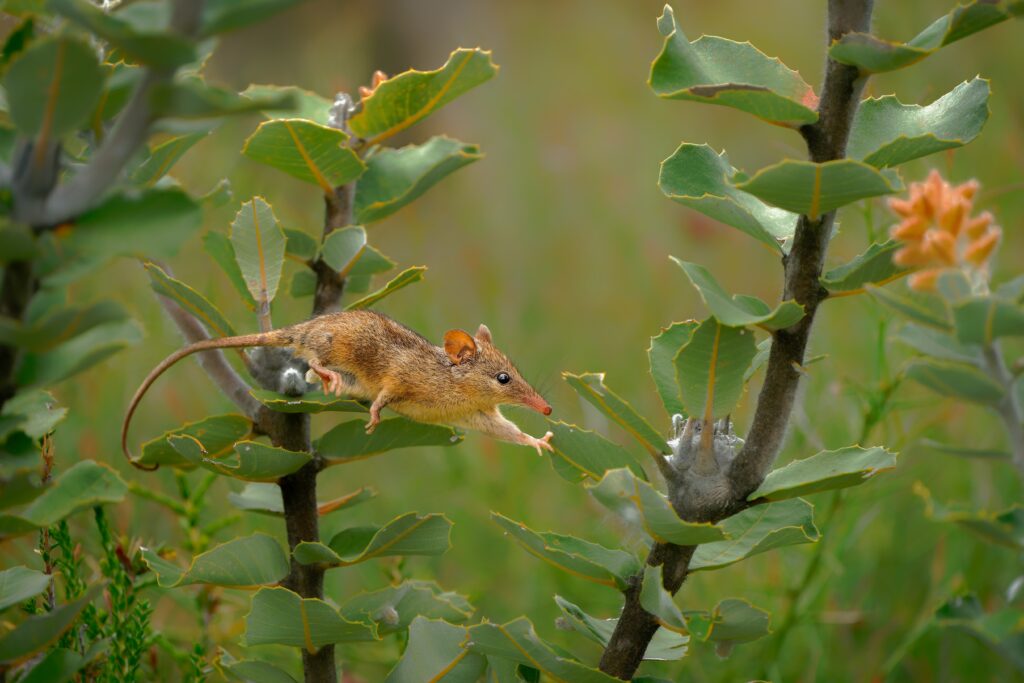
956,179,980,201
888,197,915,217
938,200,967,236
924,230,957,265
909,268,943,292
893,244,932,267
892,215,928,241
964,229,1001,266
965,212,994,239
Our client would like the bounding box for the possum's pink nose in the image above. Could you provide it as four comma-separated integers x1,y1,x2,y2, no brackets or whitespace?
523,394,552,416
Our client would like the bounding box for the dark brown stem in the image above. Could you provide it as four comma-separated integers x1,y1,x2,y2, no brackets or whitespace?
0,261,36,407
271,181,355,683
313,183,355,316
598,2,874,678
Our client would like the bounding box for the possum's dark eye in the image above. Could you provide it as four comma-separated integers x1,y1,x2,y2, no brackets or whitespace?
496,372,511,385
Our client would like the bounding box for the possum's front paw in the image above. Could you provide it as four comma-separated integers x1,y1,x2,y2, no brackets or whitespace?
529,431,554,456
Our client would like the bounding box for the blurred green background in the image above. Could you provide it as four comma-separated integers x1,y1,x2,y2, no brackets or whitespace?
12,1,1024,680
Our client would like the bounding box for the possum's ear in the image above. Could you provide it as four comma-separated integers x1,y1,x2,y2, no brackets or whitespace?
444,329,477,364
475,324,493,345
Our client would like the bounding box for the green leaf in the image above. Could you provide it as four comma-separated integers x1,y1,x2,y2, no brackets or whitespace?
0,223,37,264
217,650,298,683
492,512,640,589
553,596,689,662
320,226,367,276
0,566,50,612
734,159,903,219
673,259,803,330
316,417,461,466
294,512,452,567
659,144,796,251
349,244,396,278
349,48,497,143
203,231,257,309
748,446,896,501
244,586,379,649
229,482,376,517
586,468,727,545
150,77,295,119
231,197,287,310
649,6,817,126
744,337,772,382
355,136,482,224
168,436,313,482
829,1,1023,73
684,598,771,644
996,275,1024,304
136,414,251,468
545,421,646,483
467,617,623,682
132,131,209,185
905,358,1004,406
866,284,952,329
639,565,688,633
821,240,906,294
0,461,127,539
14,319,141,387
690,498,819,571
141,533,289,588
341,580,473,636
18,647,90,683
0,586,101,665
243,119,365,193
243,84,333,124
3,37,104,138
385,617,486,683
284,228,318,262
0,299,128,352
1,389,66,439
675,317,757,422
920,439,1009,461
916,483,1024,550
648,321,698,418
146,262,235,338
952,296,1024,345
563,372,668,455
345,265,426,310
200,0,303,36
68,188,202,261
51,0,196,68
250,389,366,414
848,79,990,168
935,595,1024,673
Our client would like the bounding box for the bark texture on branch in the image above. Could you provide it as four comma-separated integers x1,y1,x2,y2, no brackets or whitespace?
599,2,875,678
270,181,356,683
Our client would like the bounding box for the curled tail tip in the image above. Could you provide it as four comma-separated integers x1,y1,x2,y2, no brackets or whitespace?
121,415,159,472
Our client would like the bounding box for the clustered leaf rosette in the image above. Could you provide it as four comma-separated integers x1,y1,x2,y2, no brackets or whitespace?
890,170,1002,292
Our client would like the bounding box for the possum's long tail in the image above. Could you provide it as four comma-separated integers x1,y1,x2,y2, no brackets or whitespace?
121,333,289,469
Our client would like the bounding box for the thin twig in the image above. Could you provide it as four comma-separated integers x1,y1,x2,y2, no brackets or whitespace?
150,262,262,420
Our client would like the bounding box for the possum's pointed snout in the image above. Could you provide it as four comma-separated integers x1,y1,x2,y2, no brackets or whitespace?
522,393,552,416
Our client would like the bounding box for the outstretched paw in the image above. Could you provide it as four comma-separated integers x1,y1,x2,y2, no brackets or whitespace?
364,416,380,435
530,431,554,456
